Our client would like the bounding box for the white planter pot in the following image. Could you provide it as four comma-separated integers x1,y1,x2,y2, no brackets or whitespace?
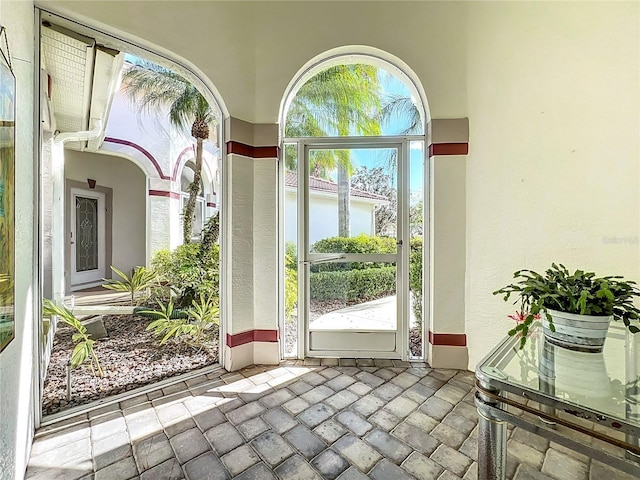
542,308,612,353
539,340,612,406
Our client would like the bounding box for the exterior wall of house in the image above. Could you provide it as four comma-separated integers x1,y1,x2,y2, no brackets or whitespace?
284,189,379,246
102,88,221,258
65,150,146,278
0,1,37,478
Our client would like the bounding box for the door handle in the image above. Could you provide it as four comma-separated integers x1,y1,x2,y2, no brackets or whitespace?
300,254,347,265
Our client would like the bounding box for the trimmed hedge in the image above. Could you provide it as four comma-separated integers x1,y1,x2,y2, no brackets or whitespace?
310,266,396,302
311,234,396,272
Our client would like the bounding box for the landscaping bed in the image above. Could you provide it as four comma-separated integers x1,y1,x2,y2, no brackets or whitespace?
42,313,218,416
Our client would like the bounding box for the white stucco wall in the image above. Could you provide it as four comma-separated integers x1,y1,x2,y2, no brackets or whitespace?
229,155,254,335
465,1,640,368
105,75,220,189
65,150,146,276
285,189,379,246
0,1,36,478
253,160,278,330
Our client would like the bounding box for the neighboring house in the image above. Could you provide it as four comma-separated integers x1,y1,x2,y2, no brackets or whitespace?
284,171,388,246
40,42,221,295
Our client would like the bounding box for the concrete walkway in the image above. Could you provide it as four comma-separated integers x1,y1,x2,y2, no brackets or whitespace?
26,360,634,480
310,296,418,331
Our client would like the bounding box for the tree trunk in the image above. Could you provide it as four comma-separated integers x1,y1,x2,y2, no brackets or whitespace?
337,164,350,237
182,137,204,244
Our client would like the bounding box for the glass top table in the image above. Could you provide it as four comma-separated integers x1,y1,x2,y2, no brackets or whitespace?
475,323,640,480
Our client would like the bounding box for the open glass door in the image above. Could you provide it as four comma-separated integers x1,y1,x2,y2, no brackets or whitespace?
299,140,409,359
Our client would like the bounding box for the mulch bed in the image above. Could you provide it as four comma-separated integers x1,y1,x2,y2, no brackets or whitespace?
42,314,218,416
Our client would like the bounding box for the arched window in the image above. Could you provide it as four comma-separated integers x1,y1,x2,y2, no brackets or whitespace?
180,161,205,239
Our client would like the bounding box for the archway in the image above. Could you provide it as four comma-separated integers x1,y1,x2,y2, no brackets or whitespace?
279,47,430,361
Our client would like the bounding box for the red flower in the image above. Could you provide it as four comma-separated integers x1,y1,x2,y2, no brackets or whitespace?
508,311,540,323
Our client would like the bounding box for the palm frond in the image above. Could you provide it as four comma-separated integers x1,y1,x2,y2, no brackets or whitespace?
122,61,217,134
379,94,422,135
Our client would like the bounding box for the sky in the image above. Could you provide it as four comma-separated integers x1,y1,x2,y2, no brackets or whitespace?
344,69,425,196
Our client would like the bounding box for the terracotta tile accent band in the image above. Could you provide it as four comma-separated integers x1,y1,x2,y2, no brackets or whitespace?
227,141,279,159
104,137,169,179
206,202,216,208
428,331,467,347
148,190,180,199
428,143,469,157
227,329,279,347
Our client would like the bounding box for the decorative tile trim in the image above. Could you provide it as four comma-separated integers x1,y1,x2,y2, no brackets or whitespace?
428,143,469,157
104,137,169,179
428,331,467,347
148,189,180,199
226,329,279,347
226,141,278,159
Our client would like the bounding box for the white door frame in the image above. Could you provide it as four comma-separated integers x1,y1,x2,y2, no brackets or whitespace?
294,136,413,360
69,188,106,290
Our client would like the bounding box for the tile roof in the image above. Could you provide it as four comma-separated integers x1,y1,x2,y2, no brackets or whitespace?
285,171,388,201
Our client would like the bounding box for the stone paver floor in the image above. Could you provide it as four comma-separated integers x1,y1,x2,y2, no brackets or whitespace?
26,359,635,480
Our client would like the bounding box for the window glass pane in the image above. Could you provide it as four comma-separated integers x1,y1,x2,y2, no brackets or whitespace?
76,196,98,272
285,65,424,138
307,148,397,249
283,143,298,358
409,141,424,359
309,261,397,331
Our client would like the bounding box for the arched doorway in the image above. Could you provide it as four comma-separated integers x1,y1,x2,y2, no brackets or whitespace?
280,49,430,361
37,8,227,422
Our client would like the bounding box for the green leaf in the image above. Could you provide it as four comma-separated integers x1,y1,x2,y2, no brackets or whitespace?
70,342,88,369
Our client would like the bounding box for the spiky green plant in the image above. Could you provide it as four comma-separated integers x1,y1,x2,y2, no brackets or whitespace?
43,299,103,376
143,295,219,347
103,266,159,305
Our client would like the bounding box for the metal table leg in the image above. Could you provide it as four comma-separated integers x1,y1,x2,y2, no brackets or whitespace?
476,381,507,480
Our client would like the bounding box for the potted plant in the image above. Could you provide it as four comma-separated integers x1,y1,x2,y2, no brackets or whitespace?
494,263,640,351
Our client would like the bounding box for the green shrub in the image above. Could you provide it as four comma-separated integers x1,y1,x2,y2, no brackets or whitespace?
285,264,297,322
151,243,220,308
310,266,396,302
409,237,423,331
285,242,298,270
311,234,396,272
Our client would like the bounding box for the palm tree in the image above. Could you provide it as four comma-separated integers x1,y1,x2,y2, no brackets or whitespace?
285,64,382,237
122,60,217,244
